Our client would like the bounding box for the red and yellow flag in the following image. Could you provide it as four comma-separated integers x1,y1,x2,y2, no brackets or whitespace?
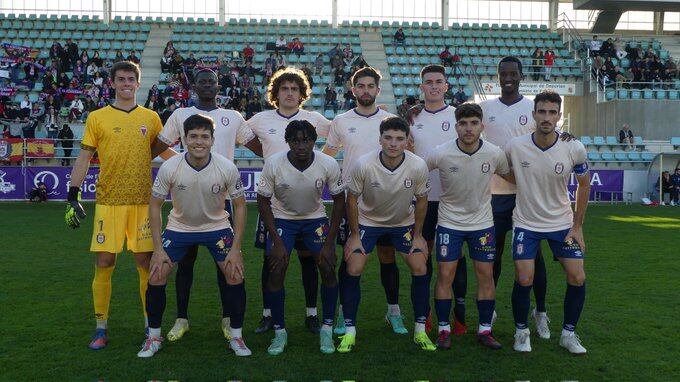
26,138,55,158
0,138,23,161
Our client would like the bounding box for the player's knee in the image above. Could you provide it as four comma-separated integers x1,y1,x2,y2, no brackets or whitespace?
516,273,534,286
346,262,363,277
409,262,427,276
437,264,456,282
267,269,286,290
226,273,244,285
149,271,167,286
567,270,586,286
96,255,116,268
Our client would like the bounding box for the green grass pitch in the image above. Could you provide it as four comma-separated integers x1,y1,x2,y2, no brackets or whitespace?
1,202,678,380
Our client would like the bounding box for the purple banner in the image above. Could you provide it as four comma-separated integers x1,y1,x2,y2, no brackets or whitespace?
0,167,25,199
567,169,624,201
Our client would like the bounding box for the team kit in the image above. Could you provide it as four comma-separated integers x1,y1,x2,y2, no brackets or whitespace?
64,57,591,359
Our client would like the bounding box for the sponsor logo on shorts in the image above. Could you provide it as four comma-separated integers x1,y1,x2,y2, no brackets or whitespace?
96,233,106,244
403,229,413,242
216,235,233,250
480,232,491,246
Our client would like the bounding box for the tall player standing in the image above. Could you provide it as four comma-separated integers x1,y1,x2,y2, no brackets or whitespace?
506,91,590,354
323,67,406,335
150,68,263,342
65,61,162,349
246,67,332,334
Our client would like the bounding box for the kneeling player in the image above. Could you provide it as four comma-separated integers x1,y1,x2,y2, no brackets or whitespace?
425,103,511,350
138,114,250,357
506,91,590,354
257,120,345,355
339,116,433,353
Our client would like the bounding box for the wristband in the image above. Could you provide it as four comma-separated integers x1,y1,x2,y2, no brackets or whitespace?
67,186,81,202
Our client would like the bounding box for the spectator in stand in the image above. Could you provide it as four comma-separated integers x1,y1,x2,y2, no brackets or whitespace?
665,56,678,79
531,48,544,81
91,71,103,87
58,123,74,166
600,38,615,57
342,88,355,110
543,48,555,81
91,51,103,68
670,168,680,206
313,53,325,76
73,60,85,80
324,84,338,113
262,61,274,86
243,43,255,63
57,71,70,90
331,52,344,71
396,98,410,119
275,35,287,54
239,73,251,89
614,66,630,89
452,86,469,107
144,94,161,112
127,50,140,64
245,96,262,119
0,117,31,138
300,63,313,87
44,94,61,111
171,52,184,73
333,67,344,86
113,50,125,63
184,52,198,71
44,106,60,139
242,61,258,78
618,123,635,150
439,46,453,67
274,52,286,70
164,41,176,58
655,171,673,205
66,38,79,69
80,50,90,66
82,95,97,121
343,43,354,66
644,47,656,60
69,97,84,122
352,54,369,69
49,42,64,63
159,102,176,125
86,61,98,81
327,43,341,59
20,95,32,116
589,35,602,56
289,37,305,57
615,41,628,60
394,27,405,46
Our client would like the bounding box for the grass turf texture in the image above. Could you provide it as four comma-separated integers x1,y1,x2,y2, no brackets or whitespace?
1,202,678,380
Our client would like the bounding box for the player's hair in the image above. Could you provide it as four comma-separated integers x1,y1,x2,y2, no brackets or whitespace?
183,114,215,137
351,66,382,86
110,61,141,82
266,67,311,108
497,56,523,75
379,116,410,136
420,64,446,79
454,102,483,121
193,68,218,83
534,90,562,111
284,120,318,143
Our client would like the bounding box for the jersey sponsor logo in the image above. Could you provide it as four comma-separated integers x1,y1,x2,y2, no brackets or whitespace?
370,181,381,188
96,233,106,244
488,116,496,122
519,115,528,125
315,178,323,188
441,121,451,131
449,166,459,173
113,127,122,133
404,178,412,188
140,125,147,137
521,161,530,168
554,162,564,174
212,183,221,194
481,162,491,173
267,128,277,134
348,127,357,134
221,116,230,126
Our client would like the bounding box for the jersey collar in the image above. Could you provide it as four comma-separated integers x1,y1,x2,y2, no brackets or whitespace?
531,131,559,152
424,104,448,114
456,139,483,156
276,109,300,119
379,151,405,172
109,104,138,114
497,95,524,107
353,108,380,118
184,152,212,172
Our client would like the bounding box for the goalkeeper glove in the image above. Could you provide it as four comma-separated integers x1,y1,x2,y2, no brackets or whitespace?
65,186,86,229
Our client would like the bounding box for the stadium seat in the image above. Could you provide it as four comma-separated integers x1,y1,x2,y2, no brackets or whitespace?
627,152,641,161
641,152,655,161
593,136,606,146
671,137,680,149
580,136,592,146
605,136,618,147
600,152,614,161
614,153,628,161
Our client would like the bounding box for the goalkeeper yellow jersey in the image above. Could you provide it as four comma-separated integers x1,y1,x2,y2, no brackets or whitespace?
81,105,162,205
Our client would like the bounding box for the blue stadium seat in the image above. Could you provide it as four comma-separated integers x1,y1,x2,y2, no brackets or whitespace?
627,152,641,161
580,136,592,145
641,152,655,161
593,136,606,146
614,153,628,161
600,152,614,161
671,137,680,148
605,136,618,146
588,152,601,161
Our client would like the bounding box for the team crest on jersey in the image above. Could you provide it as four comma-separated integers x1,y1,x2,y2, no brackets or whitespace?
554,162,564,174
257,177,266,188
441,121,451,131
140,125,147,137
404,178,412,188
96,233,106,244
221,116,230,126
519,115,528,125
315,178,323,189
212,184,221,194
481,162,491,173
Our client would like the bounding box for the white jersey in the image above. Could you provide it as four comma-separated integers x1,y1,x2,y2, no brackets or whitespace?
152,153,244,232
480,96,535,195
257,151,344,220
505,133,588,232
426,139,509,231
325,108,395,183
246,109,331,160
348,150,430,227
410,105,458,201
158,106,254,161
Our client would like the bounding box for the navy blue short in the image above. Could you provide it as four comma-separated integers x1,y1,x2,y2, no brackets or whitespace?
254,213,308,251
423,201,439,242
337,213,391,247
435,225,496,262
356,224,414,254
266,218,329,255
512,227,584,261
491,194,515,237
162,228,234,263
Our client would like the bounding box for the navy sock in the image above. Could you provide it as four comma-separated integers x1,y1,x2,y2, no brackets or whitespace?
563,282,586,332
341,274,361,327
434,298,452,327
338,259,347,306
534,249,548,312
174,246,197,319
269,288,285,330
215,262,230,318
298,255,319,310
261,254,271,311
477,299,495,328
411,275,429,324
146,283,166,329
321,284,338,327
380,262,399,305
512,281,532,330
225,281,246,329
452,257,467,324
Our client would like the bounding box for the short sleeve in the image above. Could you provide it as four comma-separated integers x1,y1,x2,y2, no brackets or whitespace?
347,161,364,196
413,159,431,197
424,146,440,171
326,159,344,195
256,160,275,198
149,111,163,142
152,161,172,199
224,161,245,199
494,149,510,175
245,113,261,138
312,111,332,138
157,109,181,146
504,141,514,168
325,118,343,150
80,112,98,150
233,112,255,144
572,142,589,176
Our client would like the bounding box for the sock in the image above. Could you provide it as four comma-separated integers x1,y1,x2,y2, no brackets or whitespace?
263,309,272,317
512,281,532,330
261,254,271,312
215,262,230,318
434,298,452,329
345,326,356,336
306,307,318,317
425,256,433,317
563,282,586,332
174,246,197,319
299,255,319,310
338,259,348,305
136,266,150,322
92,265,114,322
269,288,286,330
411,275,429,325
387,304,401,316
534,249,548,312
96,319,107,330
414,322,426,334
320,284,338,327
341,274,361,328
225,282,246,329
145,283,167,329
477,299,495,333
230,327,242,339
149,327,161,339
452,257,467,324
222,317,231,328
380,262,400,305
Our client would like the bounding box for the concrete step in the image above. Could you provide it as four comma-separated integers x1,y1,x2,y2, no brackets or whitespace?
138,25,173,102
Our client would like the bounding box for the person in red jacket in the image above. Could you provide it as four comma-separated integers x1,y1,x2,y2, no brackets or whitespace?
243,44,254,64
544,49,556,81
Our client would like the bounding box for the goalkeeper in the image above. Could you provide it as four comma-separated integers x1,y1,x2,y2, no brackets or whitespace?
65,61,164,350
